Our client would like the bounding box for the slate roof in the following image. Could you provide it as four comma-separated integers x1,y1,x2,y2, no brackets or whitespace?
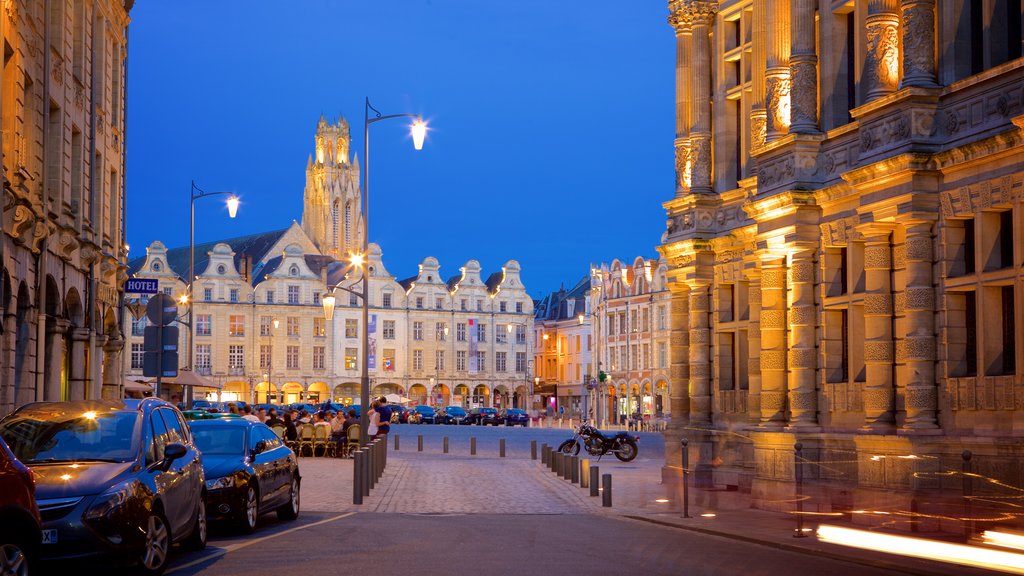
397,276,417,292
484,272,503,293
534,275,590,322
127,228,290,281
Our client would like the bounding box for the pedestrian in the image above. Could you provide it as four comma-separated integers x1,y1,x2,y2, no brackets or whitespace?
283,413,298,442
241,405,260,423
375,396,392,438
367,400,380,439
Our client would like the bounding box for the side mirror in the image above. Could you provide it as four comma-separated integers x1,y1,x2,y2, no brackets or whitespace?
160,443,187,471
253,440,268,455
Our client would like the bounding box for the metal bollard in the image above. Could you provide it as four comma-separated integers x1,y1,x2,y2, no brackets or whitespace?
531,440,537,461
352,450,363,505
554,452,563,476
361,446,371,497
562,454,571,480
571,456,580,484
500,438,506,458
368,442,377,489
963,450,974,538
794,443,806,538
471,437,477,456
580,459,590,488
602,474,612,507
379,440,385,481
394,435,400,451
590,466,599,497
681,439,690,518
540,443,547,465
444,436,449,454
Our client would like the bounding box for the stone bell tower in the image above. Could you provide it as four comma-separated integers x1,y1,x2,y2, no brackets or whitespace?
301,115,363,258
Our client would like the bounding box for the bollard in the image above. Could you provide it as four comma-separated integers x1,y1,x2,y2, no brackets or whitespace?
418,435,424,452
580,459,590,488
471,437,477,456
361,446,371,498
602,474,612,507
531,440,537,461
378,440,385,481
793,443,806,538
571,456,580,484
590,466,600,497
681,439,690,518
562,454,571,480
500,438,506,458
554,452,563,477
963,450,974,538
395,435,400,451
541,444,548,465
352,450,363,505
444,436,449,454
368,442,376,490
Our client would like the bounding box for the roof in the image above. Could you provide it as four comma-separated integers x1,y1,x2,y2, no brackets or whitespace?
534,275,590,322
485,272,503,293
446,274,461,291
397,276,416,292
127,228,290,280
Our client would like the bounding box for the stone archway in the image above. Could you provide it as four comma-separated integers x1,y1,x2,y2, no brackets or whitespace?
371,383,405,399
471,384,490,407
14,281,34,406
281,382,303,405
333,383,359,404
409,383,428,405
514,385,527,409
431,384,451,407
453,384,470,407
222,380,250,404
493,384,509,409
655,380,669,415
255,381,278,404
307,381,330,403
43,276,65,402
64,288,87,401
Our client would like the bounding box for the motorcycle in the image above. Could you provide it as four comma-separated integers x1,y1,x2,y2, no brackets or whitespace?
558,421,639,462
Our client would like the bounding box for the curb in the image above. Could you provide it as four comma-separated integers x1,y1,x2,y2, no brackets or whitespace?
621,515,965,576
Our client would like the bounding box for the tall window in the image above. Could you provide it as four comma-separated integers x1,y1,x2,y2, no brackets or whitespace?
196,345,211,374
477,351,487,372
436,322,447,341
496,352,507,372
456,323,467,342
516,325,527,344
657,342,667,369
228,315,245,336
657,305,666,330
345,348,358,370
516,302,523,313
382,292,392,308
131,343,144,369
345,319,358,338
435,297,444,310
413,321,423,341
313,317,326,338
196,314,211,336
500,301,507,312
435,350,445,371
515,352,526,372
383,320,395,339
266,290,274,303
349,293,359,307
287,346,300,369
413,349,423,371
288,285,300,304
1000,286,1016,375
286,317,299,337
131,316,147,337
229,289,239,303
965,291,978,377
228,345,245,374
456,350,467,371
260,316,273,336
416,297,424,309
204,288,213,301
478,324,487,343
496,326,508,344
313,346,325,370
260,345,272,369
332,200,340,251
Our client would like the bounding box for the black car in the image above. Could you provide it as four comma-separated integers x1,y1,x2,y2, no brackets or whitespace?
436,406,468,425
188,418,300,534
411,405,435,424
384,405,409,424
0,399,206,574
498,408,529,426
0,435,41,576
466,407,501,426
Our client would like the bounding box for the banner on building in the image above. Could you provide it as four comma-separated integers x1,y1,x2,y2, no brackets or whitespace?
368,314,377,370
468,318,478,374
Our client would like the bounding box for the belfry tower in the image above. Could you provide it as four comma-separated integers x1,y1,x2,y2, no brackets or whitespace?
301,115,363,259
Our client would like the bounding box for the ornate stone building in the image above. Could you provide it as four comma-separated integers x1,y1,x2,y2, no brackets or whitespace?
1,0,132,415
125,118,534,409
533,277,593,418
661,0,1023,526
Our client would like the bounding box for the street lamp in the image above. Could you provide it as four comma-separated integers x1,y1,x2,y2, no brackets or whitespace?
186,181,239,406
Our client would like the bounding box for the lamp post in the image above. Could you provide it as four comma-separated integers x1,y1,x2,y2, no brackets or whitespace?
321,99,425,431
186,181,239,407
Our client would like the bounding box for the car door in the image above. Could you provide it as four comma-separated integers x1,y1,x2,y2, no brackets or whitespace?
260,427,291,507
155,408,197,537
248,425,279,507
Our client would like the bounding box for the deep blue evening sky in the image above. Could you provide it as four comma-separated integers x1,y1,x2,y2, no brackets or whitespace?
126,1,674,296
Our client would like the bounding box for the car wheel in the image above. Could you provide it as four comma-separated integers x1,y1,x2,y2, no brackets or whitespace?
277,475,300,521
184,497,208,551
137,509,171,575
0,539,31,576
238,485,259,534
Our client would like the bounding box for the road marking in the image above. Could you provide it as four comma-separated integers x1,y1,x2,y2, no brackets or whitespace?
167,512,355,575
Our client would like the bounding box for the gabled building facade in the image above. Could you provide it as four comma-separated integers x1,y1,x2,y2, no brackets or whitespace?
533,277,593,418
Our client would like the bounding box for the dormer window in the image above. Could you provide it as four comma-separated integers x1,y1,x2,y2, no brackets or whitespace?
289,265,299,277
217,265,226,275
152,261,162,272
427,275,432,282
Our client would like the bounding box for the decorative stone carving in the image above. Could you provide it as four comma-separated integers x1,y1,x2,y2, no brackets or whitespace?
675,143,691,190
864,293,893,315
945,109,961,134
761,268,786,289
789,348,816,369
51,56,64,86
789,390,817,410
10,204,35,240
765,75,791,135
760,350,787,370
864,245,891,269
865,19,900,98
760,310,786,329
790,261,814,283
758,156,795,189
74,84,85,111
904,236,932,260
864,341,894,362
898,337,936,362
901,0,937,86
57,229,80,259
750,110,767,149
863,387,894,411
690,136,712,188
760,391,786,410
790,305,814,326
790,60,818,131
904,287,934,310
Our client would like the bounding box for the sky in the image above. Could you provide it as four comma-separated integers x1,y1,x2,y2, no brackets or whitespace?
126,0,675,297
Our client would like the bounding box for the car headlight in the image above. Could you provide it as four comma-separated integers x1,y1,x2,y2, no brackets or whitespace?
205,476,234,491
84,481,134,520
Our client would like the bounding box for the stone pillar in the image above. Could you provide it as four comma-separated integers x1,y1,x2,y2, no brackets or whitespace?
45,318,71,401
68,327,91,400
899,0,937,88
789,0,819,133
1,311,15,414
759,257,788,426
749,0,767,150
745,270,763,425
787,249,818,428
102,336,124,400
669,3,693,196
16,308,39,407
900,220,939,431
687,2,717,195
765,0,791,140
861,226,895,431
865,0,900,101
688,283,711,425
669,285,691,421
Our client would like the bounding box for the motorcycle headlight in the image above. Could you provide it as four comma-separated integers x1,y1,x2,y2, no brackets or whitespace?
205,476,234,491
84,481,134,520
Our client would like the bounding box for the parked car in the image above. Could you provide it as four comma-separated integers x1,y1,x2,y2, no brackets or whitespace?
499,408,529,427
437,406,468,425
466,407,501,426
190,399,215,411
411,405,435,424
385,405,410,424
188,419,300,534
0,435,41,576
0,399,207,575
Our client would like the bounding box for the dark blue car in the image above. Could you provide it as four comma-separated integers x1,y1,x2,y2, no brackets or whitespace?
437,406,467,425
499,408,529,426
411,405,435,424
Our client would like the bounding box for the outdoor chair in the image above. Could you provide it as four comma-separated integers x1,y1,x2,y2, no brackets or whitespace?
344,424,361,458
312,425,334,457
270,424,286,439
297,424,315,457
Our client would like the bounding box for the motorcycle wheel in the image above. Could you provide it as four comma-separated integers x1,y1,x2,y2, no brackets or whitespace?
614,438,638,462
557,439,581,456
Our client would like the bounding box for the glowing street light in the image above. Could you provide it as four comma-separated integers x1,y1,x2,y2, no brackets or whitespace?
226,196,240,218
411,119,428,150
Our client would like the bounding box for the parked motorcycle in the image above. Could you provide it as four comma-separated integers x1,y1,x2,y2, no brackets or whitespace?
558,421,639,462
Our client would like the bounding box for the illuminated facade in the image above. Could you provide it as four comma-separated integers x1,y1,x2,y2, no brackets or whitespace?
533,278,593,418
661,0,1023,525
1,0,132,415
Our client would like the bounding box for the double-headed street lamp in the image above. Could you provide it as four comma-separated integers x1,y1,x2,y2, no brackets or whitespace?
322,99,427,432
183,181,239,406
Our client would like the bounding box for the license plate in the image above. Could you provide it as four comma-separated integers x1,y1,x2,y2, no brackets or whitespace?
41,529,58,544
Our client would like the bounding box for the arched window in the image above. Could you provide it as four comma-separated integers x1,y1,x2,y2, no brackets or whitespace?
217,265,226,275
344,202,353,246
332,200,340,250
289,265,299,276
152,261,162,272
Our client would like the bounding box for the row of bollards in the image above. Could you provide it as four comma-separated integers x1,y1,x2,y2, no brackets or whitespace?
390,434,511,457
539,443,611,507
352,436,389,505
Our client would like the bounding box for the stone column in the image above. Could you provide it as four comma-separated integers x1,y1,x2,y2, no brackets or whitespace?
102,336,124,400
759,257,788,426
669,285,691,421
749,0,767,150
787,249,818,427
899,0,937,88
1,311,16,413
45,318,71,401
765,0,791,140
900,220,939,430
688,283,712,424
669,2,693,195
789,0,819,133
687,2,717,195
68,327,91,400
865,0,900,101
745,270,763,425
861,226,895,431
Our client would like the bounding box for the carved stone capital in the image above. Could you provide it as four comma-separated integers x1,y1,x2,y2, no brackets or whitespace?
668,0,718,30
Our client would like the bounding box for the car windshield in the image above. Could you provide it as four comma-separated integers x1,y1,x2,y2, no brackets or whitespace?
415,406,434,413
508,409,525,415
191,426,245,455
482,408,497,414
0,408,140,464
447,407,466,416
